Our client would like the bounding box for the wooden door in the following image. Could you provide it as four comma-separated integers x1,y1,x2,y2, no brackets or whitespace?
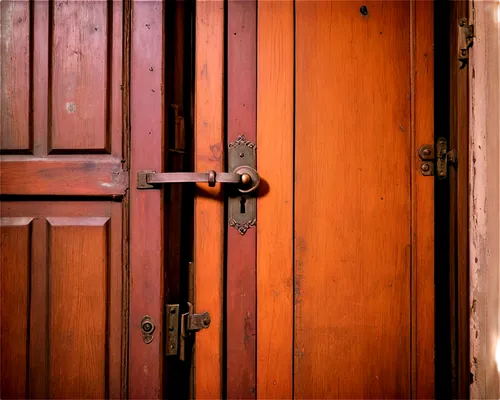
195,0,435,398
0,1,164,398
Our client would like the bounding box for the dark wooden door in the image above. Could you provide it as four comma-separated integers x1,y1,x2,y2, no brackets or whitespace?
0,1,164,398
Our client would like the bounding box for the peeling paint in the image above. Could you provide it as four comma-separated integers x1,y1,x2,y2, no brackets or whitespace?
469,1,500,397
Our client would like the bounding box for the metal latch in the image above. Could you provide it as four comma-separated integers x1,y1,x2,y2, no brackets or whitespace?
137,134,259,235
458,17,474,69
136,168,259,192
418,137,457,180
166,303,210,361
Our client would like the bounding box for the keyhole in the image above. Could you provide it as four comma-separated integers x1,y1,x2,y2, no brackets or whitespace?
240,197,246,214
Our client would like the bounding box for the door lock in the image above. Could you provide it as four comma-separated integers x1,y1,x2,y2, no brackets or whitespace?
137,166,260,194
137,134,259,235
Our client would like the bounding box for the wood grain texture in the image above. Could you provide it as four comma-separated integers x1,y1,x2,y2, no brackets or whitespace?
413,0,435,397
129,1,164,398
294,2,412,398
32,0,49,157
448,1,469,397
48,217,108,399
29,217,49,399
194,2,224,398
0,155,128,196
226,1,257,398
0,0,31,151
1,1,130,397
50,1,109,152
256,2,294,399
0,218,32,399
0,202,125,399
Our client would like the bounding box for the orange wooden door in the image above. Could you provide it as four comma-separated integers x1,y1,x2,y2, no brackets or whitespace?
257,0,434,398
192,1,435,399
0,1,164,398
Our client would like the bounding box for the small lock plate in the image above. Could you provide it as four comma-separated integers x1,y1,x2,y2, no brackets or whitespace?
140,315,155,344
228,135,257,235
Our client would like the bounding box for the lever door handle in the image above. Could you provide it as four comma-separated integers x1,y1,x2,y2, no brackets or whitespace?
137,165,260,194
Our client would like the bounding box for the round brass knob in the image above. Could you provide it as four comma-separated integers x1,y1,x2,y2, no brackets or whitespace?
240,173,251,186
234,166,260,194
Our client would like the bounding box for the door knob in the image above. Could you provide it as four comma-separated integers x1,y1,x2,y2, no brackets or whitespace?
137,165,260,194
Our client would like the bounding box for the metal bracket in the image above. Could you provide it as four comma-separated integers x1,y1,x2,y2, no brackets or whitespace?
166,303,210,361
458,17,474,69
166,304,180,355
418,137,457,180
228,135,257,235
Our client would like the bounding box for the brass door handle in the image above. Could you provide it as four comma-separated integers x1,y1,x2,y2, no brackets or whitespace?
137,165,260,194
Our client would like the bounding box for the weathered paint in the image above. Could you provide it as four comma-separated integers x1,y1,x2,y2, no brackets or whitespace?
469,1,500,398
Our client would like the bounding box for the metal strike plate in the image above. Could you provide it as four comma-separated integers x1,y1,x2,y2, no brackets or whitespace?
166,304,180,356
228,135,257,235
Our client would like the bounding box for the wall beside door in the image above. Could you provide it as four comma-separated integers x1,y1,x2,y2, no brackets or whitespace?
469,1,500,398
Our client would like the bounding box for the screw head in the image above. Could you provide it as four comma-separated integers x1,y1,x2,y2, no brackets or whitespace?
421,163,430,172
423,148,431,157
239,152,244,158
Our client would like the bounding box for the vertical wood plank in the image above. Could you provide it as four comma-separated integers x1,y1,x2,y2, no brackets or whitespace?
256,1,294,399
0,219,32,399
194,1,224,398
111,0,123,159
47,218,108,399
32,0,49,157
226,1,257,398
129,1,164,398
29,218,48,399
448,1,469,397
294,2,412,398
413,0,435,397
109,202,125,399
0,0,31,151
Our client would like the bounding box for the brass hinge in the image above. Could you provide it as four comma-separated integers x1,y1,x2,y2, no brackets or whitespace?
458,17,474,69
166,302,210,361
418,138,457,180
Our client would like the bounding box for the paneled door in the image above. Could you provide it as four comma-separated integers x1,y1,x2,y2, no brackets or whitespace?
0,1,165,398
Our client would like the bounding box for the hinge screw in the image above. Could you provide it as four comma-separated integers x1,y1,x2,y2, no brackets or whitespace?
421,163,430,172
422,148,431,157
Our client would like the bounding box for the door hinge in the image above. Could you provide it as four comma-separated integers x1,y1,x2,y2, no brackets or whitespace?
418,138,457,180
166,302,210,361
458,17,474,69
